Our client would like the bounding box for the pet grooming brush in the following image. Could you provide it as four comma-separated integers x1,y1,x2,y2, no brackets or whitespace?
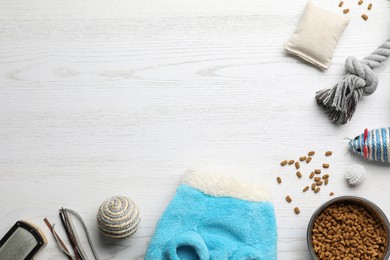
0,221,47,260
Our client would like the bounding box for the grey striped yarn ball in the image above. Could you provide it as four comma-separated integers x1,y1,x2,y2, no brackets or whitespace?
97,196,140,239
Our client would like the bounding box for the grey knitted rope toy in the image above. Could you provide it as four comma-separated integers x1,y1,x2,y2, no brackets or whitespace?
316,39,390,125
97,196,140,239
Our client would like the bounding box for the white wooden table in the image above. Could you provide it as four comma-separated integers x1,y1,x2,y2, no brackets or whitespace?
1,0,389,259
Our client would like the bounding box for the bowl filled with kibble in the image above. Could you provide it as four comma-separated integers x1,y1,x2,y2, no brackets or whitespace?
307,196,390,260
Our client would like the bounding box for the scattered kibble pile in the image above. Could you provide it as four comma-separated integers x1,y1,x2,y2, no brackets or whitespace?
339,0,373,21
312,203,387,259
277,151,334,215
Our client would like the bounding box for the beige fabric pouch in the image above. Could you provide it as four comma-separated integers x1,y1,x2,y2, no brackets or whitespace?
285,0,350,70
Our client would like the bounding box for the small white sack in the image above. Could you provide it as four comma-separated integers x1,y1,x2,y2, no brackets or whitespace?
285,0,350,70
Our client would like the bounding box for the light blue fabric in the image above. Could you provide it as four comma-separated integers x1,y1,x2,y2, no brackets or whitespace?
145,184,277,260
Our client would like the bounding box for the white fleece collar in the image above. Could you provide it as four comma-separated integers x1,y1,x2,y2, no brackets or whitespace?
182,170,272,202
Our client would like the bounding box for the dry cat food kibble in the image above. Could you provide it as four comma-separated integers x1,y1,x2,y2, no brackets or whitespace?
338,0,372,20
294,207,300,215
277,150,333,215
295,161,300,169
329,192,334,196
312,203,387,259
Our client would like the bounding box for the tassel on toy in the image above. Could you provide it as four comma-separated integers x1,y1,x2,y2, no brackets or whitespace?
316,39,390,125
44,208,100,260
349,128,390,163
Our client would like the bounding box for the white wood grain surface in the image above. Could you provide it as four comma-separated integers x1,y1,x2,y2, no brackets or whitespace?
1,0,390,259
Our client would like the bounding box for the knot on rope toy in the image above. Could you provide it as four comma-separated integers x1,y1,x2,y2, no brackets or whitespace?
345,57,378,95
315,39,390,125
